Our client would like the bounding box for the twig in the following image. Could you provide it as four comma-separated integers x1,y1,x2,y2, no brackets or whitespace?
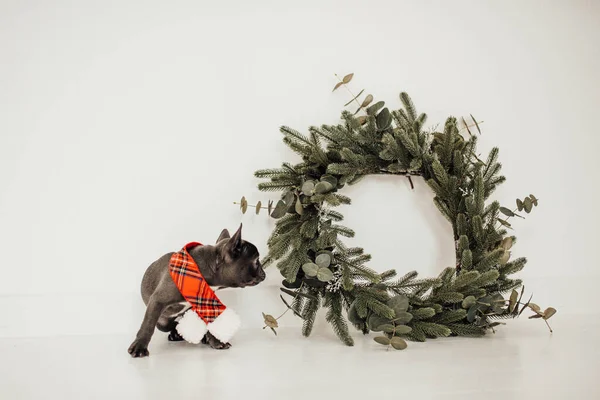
233,201,269,210
334,74,363,111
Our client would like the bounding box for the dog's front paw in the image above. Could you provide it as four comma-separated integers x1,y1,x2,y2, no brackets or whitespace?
210,341,232,350
204,332,231,350
128,339,150,358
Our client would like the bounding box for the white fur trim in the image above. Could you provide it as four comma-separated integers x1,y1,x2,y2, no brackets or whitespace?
176,310,208,344
207,308,241,343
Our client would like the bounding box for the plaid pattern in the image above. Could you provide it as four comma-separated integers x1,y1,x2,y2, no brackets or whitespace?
169,242,226,323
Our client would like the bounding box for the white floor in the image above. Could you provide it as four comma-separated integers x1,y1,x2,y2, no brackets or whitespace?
1,313,598,400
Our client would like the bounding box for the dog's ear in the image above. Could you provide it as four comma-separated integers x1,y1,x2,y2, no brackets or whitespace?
217,229,230,243
227,224,243,255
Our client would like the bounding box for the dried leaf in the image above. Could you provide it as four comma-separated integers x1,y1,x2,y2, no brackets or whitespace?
499,250,511,265
509,289,518,313
295,198,303,215
470,114,481,134
523,197,533,213
373,336,391,346
342,73,354,83
357,116,368,125
528,314,543,319
280,287,318,301
529,194,539,206
499,207,515,217
270,327,278,336
255,201,262,215
516,198,524,211
543,307,557,320
241,199,248,214
333,82,343,92
361,94,374,107
343,89,365,107
462,116,473,136
502,237,513,250
390,337,408,350
262,312,278,328
240,196,246,210
497,218,512,229
528,303,541,313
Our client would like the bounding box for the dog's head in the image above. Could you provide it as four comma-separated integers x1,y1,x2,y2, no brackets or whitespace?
213,224,265,288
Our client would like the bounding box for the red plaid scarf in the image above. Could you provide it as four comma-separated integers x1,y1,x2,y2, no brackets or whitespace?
169,242,226,323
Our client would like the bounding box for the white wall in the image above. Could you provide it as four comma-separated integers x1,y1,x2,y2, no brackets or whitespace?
1,0,599,336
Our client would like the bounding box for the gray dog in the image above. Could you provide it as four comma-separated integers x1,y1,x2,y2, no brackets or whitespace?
128,224,265,357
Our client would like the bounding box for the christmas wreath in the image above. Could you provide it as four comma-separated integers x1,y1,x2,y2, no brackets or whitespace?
239,74,555,350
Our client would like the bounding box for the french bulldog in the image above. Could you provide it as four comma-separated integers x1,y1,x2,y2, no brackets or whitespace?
128,224,265,357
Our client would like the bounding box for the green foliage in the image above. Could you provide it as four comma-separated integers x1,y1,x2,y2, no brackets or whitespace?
253,84,548,349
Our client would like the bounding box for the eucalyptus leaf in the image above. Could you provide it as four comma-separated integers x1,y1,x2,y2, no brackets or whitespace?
523,197,533,213
393,311,413,324
333,82,344,92
343,89,365,107
357,116,368,125
502,237,513,250
467,304,478,322
301,181,316,195
315,181,334,194
379,324,395,333
295,198,303,215
387,295,409,314
263,313,278,328
279,295,302,318
361,94,374,107
516,198,524,211
342,73,354,84
373,336,391,346
366,101,385,116
390,337,408,350
509,289,518,313
316,267,334,282
270,326,278,336
280,287,318,301
315,253,331,268
283,190,295,206
240,196,246,211
368,314,390,331
255,201,262,215
320,174,338,188
302,263,319,277
270,200,287,219
528,303,541,313
470,114,481,134
394,325,412,335
462,295,477,309
499,207,515,217
530,194,538,206
498,218,512,228
543,307,557,320
376,108,392,130
499,250,511,265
